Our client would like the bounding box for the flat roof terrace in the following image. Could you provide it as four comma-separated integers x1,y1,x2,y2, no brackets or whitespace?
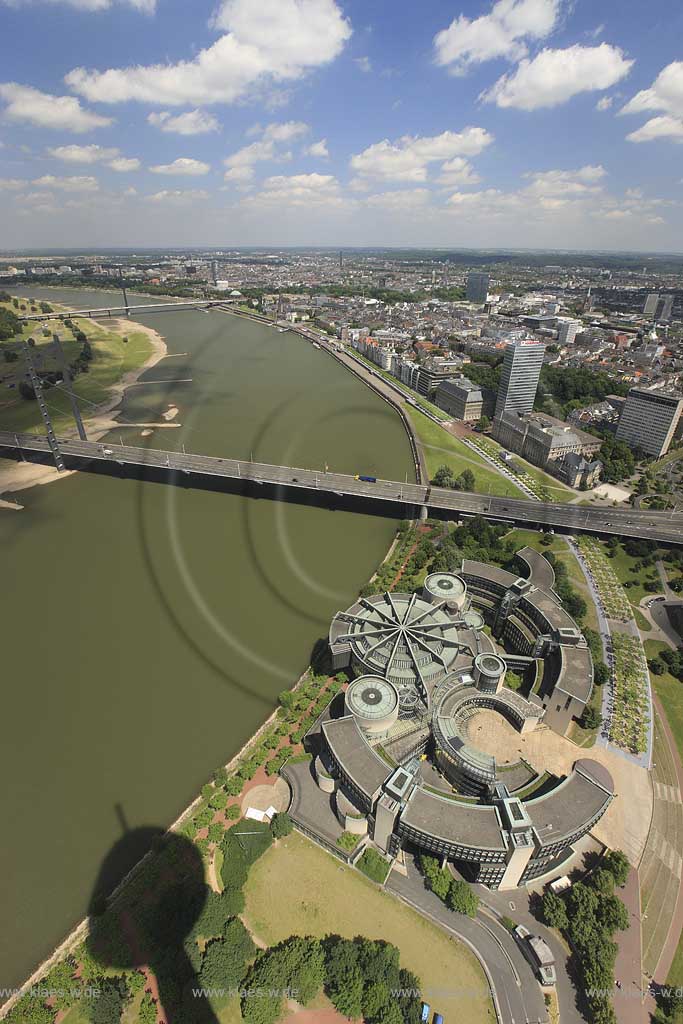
526,759,614,848
400,785,508,853
321,715,392,802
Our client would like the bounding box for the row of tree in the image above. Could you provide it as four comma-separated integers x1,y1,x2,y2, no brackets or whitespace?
541,850,630,1024
242,934,422,1024
432,464,476,492
418,854,480,916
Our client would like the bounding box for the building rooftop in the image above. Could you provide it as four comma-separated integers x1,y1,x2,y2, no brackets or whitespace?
400,785,508,851
526,759,613,847
555,644,593,702
517,547,556,594
462,560,518,589
321,716,392,802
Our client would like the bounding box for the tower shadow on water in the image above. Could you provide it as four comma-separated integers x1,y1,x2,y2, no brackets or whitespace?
86,808,219,1023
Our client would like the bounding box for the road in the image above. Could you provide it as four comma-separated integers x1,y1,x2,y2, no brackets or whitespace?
387,855,550,1024
2,431,682,545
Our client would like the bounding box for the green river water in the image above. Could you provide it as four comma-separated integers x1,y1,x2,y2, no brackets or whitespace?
0,287,414,991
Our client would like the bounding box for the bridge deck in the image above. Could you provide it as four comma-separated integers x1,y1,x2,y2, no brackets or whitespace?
1,431,682,544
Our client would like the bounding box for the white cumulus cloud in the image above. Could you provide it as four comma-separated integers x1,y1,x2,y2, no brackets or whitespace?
148,189,209,202
243,172,342,206
523,165,607,196
0,0,155,10
434,0,561,74
626,116,683,144
482,43,634,110
109,156,140,171
32,174,99,191
148,109,220,135
621,62,683,144
223,121,309,182
350,127,493,183
596,96,613,111
65,0,352,106
0,83,112,132
48,144,119,163
307,138,329,157
436,156,481,187
149,158,211,176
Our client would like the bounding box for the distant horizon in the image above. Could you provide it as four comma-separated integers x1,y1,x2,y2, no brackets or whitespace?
3,244,683,258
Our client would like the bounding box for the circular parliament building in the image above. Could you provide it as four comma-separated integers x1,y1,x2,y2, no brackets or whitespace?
299,553,615,891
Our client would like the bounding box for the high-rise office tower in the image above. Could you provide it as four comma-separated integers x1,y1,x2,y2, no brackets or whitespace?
557,319,581,346
616,388,683,458
656,295,674,322
466,272,490,304
494,340,546,420
643,293,659,317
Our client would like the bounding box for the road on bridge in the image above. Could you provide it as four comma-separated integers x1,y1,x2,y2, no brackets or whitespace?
1,431,682,545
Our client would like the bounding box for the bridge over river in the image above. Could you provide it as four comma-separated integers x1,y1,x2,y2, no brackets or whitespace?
2,430,682,544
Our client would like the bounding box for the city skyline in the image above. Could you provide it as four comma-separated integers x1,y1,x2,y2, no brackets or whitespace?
1,0,683,250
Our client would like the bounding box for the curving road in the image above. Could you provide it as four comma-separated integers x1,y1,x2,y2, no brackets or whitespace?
2,430,683,545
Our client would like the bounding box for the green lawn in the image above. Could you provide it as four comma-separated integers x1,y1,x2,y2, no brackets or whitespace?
504,528,566,556
407,408,526,498
468,432,577,503
648,640,683,762
243,830,494,1024
0,299,154,435
602,545,662,608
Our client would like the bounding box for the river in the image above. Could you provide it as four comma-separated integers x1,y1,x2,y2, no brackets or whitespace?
0,286,414,992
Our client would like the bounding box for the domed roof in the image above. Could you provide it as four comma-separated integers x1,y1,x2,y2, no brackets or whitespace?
331,591,460,697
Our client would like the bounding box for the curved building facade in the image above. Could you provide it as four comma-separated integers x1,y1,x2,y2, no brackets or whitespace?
300,551,607,891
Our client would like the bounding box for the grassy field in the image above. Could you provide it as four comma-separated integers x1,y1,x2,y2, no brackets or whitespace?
0,299,154,435
407,408,526,499
243,831,495,1024
468,432,577,503
603,545,661,608
648,640,683,761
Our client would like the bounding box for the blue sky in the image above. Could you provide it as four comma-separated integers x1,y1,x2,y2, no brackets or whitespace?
1,0,683,250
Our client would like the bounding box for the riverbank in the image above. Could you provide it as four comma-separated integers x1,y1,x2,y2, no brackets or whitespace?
0,310,167,498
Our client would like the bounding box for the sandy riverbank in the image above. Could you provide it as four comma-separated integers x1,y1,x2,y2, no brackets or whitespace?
0,314,167,499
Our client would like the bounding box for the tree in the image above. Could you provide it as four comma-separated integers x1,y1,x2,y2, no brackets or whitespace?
594,661,610,686
324,938,364,1018
541,890,568,931
476,414,491,432
138,994,157,1024
363,980,391,1019
447,879,479,917
591,868,615,895
597,894,630,934
581,705,602,730
82,976,128,1024
602,849,630,888
459,468,476,491
271,812,293,838
432,464,456,488
199,921,255,988
418,854,450,900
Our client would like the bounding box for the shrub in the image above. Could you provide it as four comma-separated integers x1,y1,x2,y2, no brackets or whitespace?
357,848,390,884
209,790,228,811
271,812,293,838
207,822,225,844
447,879,479,917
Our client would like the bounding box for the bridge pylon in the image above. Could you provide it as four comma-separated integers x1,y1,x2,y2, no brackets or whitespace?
23,341,65,472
